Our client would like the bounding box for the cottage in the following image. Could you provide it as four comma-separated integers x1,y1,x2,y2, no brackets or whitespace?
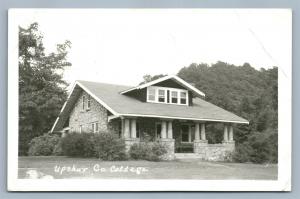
51,75,248,161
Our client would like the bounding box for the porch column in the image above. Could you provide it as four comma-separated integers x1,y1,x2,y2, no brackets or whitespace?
130,118,137,138
223,124,228,142
124,118,130,138
161,120,167,139
195,123,200,140
229,125,234,141
167,121,173,139
200,123,206,140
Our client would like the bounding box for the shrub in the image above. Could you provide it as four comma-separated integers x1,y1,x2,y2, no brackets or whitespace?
52,139,64,156
129,143,151,160
90,132,127,161
60,132,127,160
28,134,60,156
60,132,95,157
129,142,167,161
232,129,278,164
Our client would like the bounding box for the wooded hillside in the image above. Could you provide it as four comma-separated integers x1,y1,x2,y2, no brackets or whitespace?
178,62,278,163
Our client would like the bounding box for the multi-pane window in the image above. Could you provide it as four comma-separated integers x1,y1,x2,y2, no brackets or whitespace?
171,91,178,104
180,91,187,105
87,95,91,109
92,122,99,133
147,88,156,101
158,89,166,102
147,86,188,105
82,95,85,110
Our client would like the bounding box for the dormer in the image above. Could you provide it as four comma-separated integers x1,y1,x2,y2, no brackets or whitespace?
120,75,205,106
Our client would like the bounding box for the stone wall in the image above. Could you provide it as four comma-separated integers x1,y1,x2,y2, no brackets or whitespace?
194,141,235,161
69,90,110,133
159,139,175,160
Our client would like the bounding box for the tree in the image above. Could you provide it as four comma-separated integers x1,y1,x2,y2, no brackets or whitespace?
19,23,71,155
139,74,167,85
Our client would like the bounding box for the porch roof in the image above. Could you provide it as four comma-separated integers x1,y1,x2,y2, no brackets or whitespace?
79,80,248,123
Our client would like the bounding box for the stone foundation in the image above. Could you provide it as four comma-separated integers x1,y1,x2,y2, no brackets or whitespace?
194,140,235,161
159,139,175,160
124,138,140,151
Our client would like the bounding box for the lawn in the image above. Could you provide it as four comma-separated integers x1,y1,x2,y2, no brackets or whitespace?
18,156,277,180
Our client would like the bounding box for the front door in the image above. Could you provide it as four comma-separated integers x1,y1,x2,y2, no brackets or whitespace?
175,124,194,153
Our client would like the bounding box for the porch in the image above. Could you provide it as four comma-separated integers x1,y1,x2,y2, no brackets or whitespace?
109,116,236,161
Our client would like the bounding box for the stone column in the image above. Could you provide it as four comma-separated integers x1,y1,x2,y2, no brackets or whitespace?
167,121,173,139
223,124,228,142
194,122,208,155
124,118,130,138
124,118,140,152
195,123,200,140
229,125,234,141
200,123,206,140
161,120,167,139
130,118,137,138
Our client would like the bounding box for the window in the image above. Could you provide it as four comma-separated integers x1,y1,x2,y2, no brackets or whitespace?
171,91,178,104
79,125,82,133
87,95,91,109
147,88,156,101
82,95,85,110
146,86,188,106
92,122,99,133
158,89,166,102
180,91,187,104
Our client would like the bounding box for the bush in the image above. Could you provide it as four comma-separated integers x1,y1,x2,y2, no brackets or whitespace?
232,129,278,164
60,132,127,160
60,132,95,157
129,142,167,161
28,134,60,156
52,139,64,156
129,143,151,160
90,132,127,161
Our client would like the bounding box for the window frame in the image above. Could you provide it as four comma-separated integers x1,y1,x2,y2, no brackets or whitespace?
146,86,189,106
91,122,99,133
147,87,156,102
87,95,91,110
82,95,85,110
180,91,188,105
157,89,166,103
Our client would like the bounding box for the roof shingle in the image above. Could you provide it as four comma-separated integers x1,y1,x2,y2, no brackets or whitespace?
77,80,248,124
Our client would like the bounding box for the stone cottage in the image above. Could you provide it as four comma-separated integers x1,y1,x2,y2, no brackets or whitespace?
51,75,248,161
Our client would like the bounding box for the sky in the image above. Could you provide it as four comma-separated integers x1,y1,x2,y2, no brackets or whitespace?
14,9,291,87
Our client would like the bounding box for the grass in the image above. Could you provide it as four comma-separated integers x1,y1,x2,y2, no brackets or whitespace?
18,156,277,180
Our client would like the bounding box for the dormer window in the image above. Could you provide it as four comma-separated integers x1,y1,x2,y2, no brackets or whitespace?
147,88,156,102
180,91,187,105
147,86,188,105
158,89,166,102
171,91,178,104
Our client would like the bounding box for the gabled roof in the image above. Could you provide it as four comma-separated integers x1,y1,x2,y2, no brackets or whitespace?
51,79,249,132
120,75,206,97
